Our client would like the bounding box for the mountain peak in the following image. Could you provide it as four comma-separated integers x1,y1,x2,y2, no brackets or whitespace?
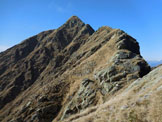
68,16,83,22
63,16,85,28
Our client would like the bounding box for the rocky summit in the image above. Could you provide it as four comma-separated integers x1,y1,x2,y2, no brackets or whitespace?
0,16,156,122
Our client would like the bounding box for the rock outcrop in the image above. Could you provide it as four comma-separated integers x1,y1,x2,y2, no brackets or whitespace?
61,79,97,120
62,65,162,122
0,16,151,122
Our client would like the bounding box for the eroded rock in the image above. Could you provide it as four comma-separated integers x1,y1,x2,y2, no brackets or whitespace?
61,78,97,120
95,50,150,95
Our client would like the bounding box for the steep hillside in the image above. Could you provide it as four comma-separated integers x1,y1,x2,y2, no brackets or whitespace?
0,16,150,122
62,65,162,122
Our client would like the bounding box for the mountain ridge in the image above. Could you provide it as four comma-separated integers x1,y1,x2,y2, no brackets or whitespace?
0,16,152,122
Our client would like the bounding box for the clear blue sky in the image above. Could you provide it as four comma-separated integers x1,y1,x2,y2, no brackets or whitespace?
0,0,162,61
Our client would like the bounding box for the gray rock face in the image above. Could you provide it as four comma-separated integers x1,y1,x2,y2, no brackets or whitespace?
61,78,97,120
115,30,140,54
95,49,150,95
92,30,150,95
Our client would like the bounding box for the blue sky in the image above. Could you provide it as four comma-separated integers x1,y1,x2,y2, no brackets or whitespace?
0,0,162,61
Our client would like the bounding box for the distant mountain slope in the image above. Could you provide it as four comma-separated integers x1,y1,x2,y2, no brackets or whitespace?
148,60,162,67
0,16,150,122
